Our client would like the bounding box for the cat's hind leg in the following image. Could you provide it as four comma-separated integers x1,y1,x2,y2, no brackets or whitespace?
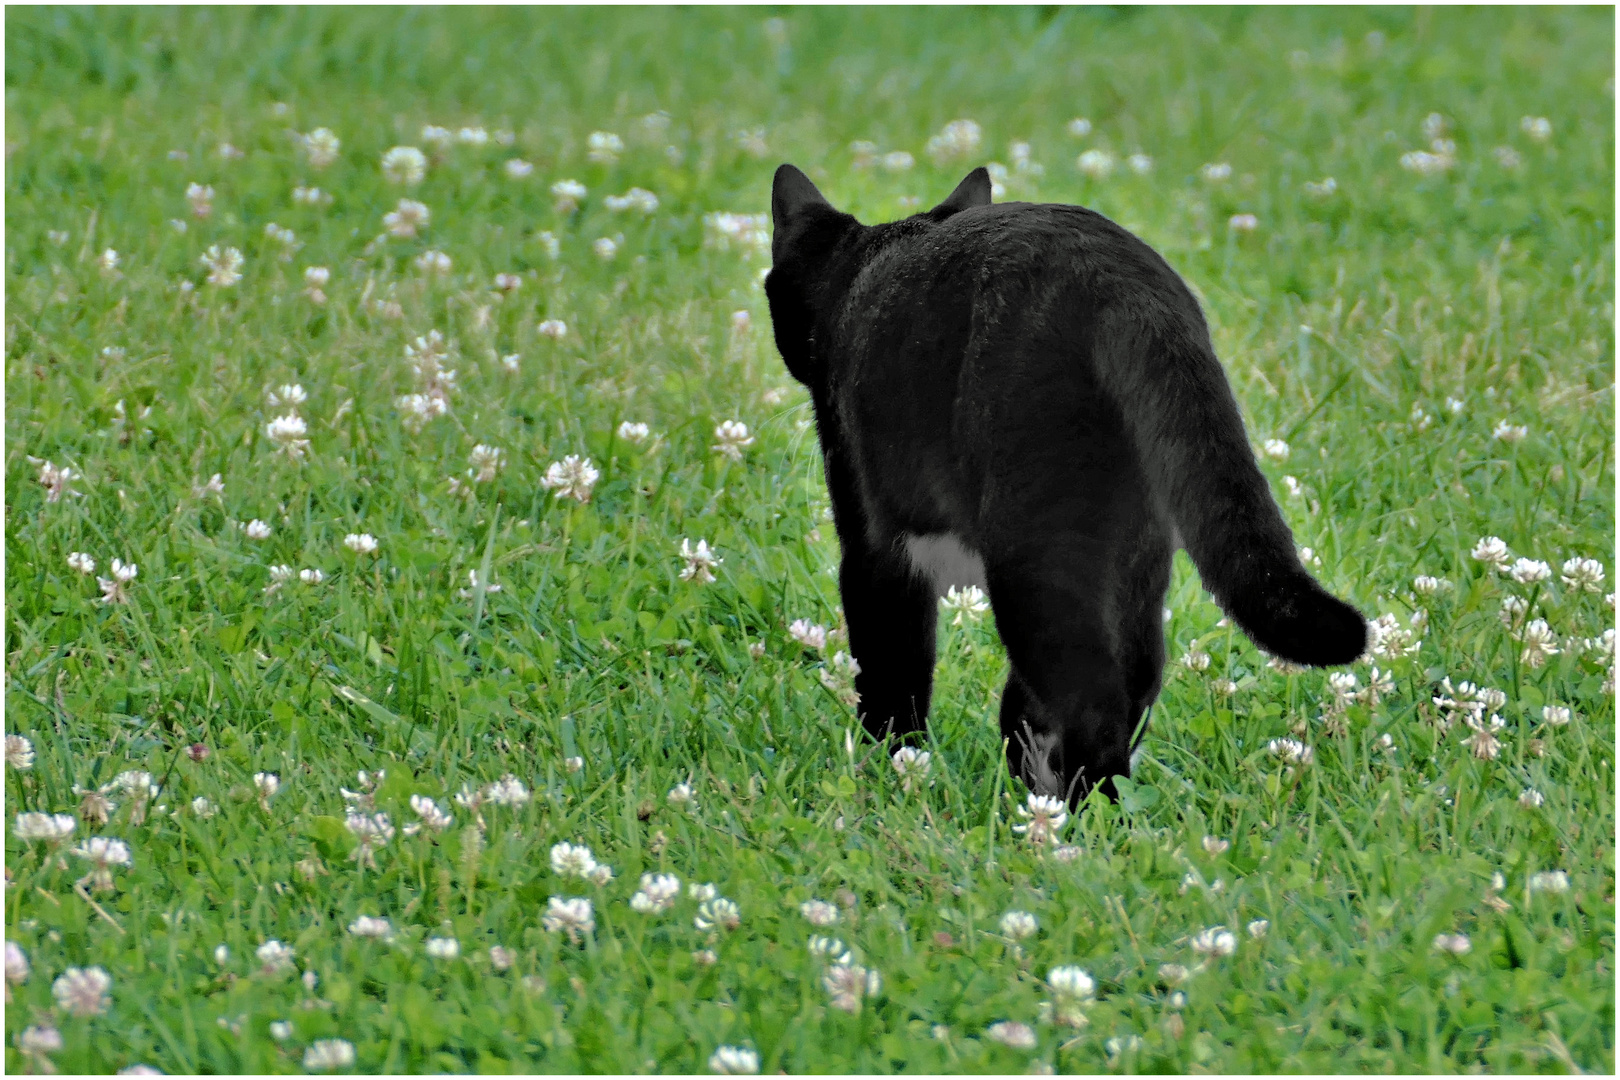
983,518,1173,805
840,540,939,743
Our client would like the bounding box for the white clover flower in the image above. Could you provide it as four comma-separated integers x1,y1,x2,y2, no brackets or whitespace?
1509,558,1551,585
1127,152,1154,174
940,584,989,625
407,794,452,832
565,756,584,774
808,936,850,963
592,236,619,260
1247,918,1270,938
1304,176,1337,197
999,910,1037,940
200,245,244,287
551,179,587,213
703,211,771,256
603,187,660,213
424,937,460,960
1400,149,1454,175
67,551,96,575
1105,1035,1144,1060
347,915,393,939
97,248,121,276
1520,116,1553,142
689,882,718,902
1202,835,1230,856
985,1020,1037,1049
695,897,741,932
678,539,722,583
1492,420,1528,443
302,127,340,168
1200,161,1233,183
536,318,570,341
1076,149,1115,179
1520,620,1559,668
710,419,755,461
1560,557,1605,592
505,158,534,179
8,734,36,770
265,413,310,460
1191,926,1237,957
1180,649,1212,672
381,146,427,185
70,835,132,890
1261,438,1290,461
17,1024,64,1067
33,459,82,503
1047,965,1095,1007
630,872,681,914
52,966,111,1016
468,444,505,484
1431,932,1471,955
249,774,281,809
800,899,840,927
550,842,599,879
891,747,932,792
6,940,29,985
299,568,324,585
293,185,332,207
1519,788,1545,808
255,939,296,975
1011,793,1068,845
342,533,378,556
413,249,452,275
822,960,880,1013
185,181,214,218
1471,536,1511,571
1529,870,1569,894
1493,145,1523,169
789,619,828,650
1462,713,1506,760
1158,963,1189,984
345,811,394,868
1541,704,1572,727
879,150,915,172
1229,213,1259,232
485,775,530,806
925,119,981,164
667,781,696,806
383,198,430,238
1412,575,1452,596
456,126,489,146
1268,738,1313,766
264,223,300,257
586,131,624,163
709,1046,760,1074
540,455,599,502
15,812,76,842
303,1038,356,1071
617,421,650,444
1066,117,1093,138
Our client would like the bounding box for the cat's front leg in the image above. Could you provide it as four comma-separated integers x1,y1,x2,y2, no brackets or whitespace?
838,540,938,744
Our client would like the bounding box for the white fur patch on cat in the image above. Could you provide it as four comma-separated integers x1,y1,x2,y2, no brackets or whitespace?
902,532,987,597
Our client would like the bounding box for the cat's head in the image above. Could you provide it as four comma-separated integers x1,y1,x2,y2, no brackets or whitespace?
765,164,992,387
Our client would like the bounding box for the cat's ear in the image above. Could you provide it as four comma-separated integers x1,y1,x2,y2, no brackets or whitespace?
771,164,831,225
930,167,993,218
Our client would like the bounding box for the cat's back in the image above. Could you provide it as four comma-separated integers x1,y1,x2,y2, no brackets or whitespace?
857,201,1190,319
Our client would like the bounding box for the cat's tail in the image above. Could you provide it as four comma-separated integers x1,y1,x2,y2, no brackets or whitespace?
1098,308,1366,667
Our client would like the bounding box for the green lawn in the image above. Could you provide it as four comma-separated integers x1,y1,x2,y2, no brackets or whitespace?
4,6,1613,1073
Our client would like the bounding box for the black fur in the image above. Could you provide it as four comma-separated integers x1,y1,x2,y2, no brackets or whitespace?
766,164,1366,803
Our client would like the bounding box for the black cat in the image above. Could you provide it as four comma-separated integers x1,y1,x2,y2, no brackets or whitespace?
764,163,1367,804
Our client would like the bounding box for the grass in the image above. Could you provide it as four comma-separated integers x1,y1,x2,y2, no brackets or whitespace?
4,6,1614,1073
